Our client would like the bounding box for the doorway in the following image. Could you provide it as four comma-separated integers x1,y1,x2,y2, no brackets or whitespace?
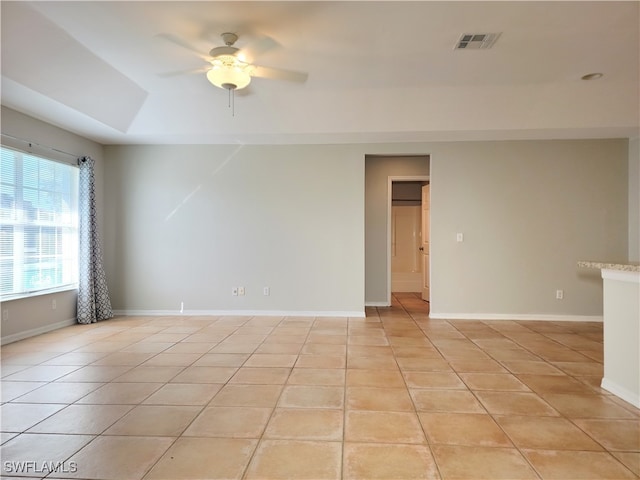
364,154,430,307
388,176,430,306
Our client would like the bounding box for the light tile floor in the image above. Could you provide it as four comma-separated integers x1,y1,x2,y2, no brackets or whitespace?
1,292,639,479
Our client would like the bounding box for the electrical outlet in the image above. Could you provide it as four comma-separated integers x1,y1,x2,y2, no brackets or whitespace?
52,299,57,310
456,233,464,242
238,287,245,296
263,287,270,296
232,287,238,296
2,310,8,323
556,289,564,300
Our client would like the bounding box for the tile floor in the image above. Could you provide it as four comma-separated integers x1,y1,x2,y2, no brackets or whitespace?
1,292,638,479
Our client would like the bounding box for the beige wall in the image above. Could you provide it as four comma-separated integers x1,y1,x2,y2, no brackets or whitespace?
103,144,365,315
1,107,632,341
0,107,105,343
363,142,629,317
429,139,628,318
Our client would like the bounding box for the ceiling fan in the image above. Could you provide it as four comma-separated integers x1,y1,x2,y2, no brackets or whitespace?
160,32,308,93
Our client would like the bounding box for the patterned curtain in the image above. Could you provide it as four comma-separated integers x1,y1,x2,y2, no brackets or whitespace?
77,156,113,324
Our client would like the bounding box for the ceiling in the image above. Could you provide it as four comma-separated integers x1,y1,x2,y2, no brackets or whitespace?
1,1,638,145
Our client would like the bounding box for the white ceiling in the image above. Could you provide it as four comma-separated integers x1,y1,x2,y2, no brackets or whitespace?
2,1,639,145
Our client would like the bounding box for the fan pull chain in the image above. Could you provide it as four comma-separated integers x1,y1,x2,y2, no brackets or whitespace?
227,88,236,116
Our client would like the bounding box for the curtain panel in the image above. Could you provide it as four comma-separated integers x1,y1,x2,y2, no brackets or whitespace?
77,156,113,324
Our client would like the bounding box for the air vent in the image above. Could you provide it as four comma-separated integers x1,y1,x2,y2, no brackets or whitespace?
455,33,501,50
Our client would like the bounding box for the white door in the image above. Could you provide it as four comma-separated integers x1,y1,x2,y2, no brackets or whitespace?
421,184,430,301
391,206,422,292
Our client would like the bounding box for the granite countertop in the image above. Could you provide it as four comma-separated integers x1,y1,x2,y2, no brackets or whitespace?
578,261,640,272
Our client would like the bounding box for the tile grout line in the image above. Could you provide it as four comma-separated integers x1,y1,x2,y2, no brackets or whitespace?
386,297,447,480
429,313,638,479
2,305,639,480
238,314,313,480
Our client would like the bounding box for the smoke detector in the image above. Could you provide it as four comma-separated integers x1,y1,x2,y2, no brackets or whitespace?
455,33,501,50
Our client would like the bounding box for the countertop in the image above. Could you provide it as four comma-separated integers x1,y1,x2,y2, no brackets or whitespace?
578,261,640,272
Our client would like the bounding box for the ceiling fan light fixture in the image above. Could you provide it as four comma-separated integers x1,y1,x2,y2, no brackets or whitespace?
206,59,252,90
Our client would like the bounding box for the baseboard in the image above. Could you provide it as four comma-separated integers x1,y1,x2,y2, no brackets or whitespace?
1,317,77,345
112,309,366,318
364,302,390,307
601,378,640,408
428,312,603,322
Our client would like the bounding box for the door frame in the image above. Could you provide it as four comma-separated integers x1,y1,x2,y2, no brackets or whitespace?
387,175,430,306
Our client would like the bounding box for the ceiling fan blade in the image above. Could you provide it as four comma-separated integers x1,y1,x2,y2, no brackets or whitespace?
158,66,210,78
240,36,279,63
251,65,308,83
156,33,210,60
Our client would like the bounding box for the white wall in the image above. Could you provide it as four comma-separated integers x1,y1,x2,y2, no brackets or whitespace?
0,107,105,343
103,144,365,315
629,138,639,262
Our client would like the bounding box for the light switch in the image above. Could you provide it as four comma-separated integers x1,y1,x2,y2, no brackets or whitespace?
456,233,464,242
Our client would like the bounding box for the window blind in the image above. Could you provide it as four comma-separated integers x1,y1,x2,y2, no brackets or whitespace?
0,146,79,298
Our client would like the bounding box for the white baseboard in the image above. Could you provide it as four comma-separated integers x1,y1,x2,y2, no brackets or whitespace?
1,318,77,345
112,309,366,318
364,302,390,307
428,312,603,322
601,378,640,408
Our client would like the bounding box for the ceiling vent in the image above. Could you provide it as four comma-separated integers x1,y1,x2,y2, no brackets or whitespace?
455,33,501,50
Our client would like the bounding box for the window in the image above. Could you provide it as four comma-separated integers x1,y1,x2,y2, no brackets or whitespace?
0,146,79,298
